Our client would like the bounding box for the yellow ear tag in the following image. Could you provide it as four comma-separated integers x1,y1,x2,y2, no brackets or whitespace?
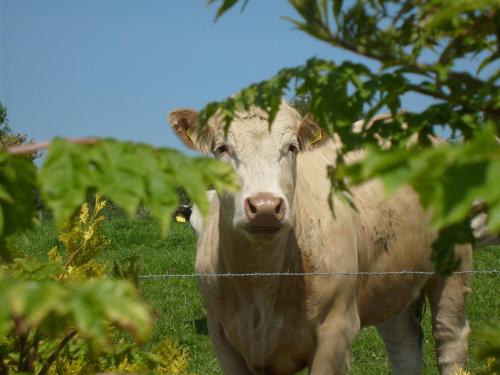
310,130,323,145
186,128,194,143
175,215,187,223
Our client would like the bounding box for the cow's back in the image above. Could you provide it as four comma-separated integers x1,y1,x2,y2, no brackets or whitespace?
295,140,437,326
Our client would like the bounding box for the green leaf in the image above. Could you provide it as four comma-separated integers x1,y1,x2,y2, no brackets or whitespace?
0,184,13,204
0,151,37,242
477,51,500,74
68,285,108,341
0,277,13,336
89,278,152,342
15,281,68,328
88,141,146,216
208,0,246,21
39,139,236,234
0,273,152,347
39,138,92,228
333,0,343,19
7,258,64,280
473,320,500,373
0,205,4,238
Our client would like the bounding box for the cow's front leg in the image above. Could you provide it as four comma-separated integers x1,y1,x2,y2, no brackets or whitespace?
310,301,360,375
206,309,252,375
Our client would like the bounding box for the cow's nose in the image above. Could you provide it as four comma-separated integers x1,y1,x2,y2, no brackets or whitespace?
244,193,285,228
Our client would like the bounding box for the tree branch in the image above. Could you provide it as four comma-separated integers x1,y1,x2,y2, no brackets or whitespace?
308,10,495,113
314,17,432,76
389,0,414,30
406,83,500,118
0,354,8,375
13,317,29,373
28,336,39,372
17,333,26,372
439,10,497,66
37,329,77,375
7,138,99,155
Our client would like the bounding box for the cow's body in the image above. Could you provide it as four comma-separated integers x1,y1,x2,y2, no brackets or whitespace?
169,103,471,375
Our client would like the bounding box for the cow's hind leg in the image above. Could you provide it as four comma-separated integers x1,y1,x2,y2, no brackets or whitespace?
376,295,425,375
425,244,472,375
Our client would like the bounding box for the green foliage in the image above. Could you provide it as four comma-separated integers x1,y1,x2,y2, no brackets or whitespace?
0,152,37,261
11,210,500,374
152,338,193,375
206,0,500,274
0,195,199,374
0,102,6,127
0,276,151,343
0,102,38,160
0,103,233,373
291,94,312,117
50,194,110,280
0,273,153,373
44,336,193,375
207,0,249,20
0,194,155,374
474,321,500,374
113,255,141,289
337,126,500,230
39,138,237,234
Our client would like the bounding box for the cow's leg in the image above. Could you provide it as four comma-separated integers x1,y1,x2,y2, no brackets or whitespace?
425,244,472,375
376,295,425,375
309,302,360,375
206,309,252,375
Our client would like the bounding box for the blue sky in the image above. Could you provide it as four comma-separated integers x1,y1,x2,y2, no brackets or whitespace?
0,1,443,153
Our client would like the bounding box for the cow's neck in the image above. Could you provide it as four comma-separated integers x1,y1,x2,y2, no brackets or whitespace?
215,220,309,371
219,226,294,274
218,224,305,310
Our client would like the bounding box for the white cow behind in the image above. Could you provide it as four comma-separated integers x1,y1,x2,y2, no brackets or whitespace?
169,103,471,375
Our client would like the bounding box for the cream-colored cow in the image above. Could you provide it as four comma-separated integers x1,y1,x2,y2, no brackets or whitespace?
169,103,471,375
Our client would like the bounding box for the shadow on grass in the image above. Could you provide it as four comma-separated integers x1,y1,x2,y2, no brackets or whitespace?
194,317,209,335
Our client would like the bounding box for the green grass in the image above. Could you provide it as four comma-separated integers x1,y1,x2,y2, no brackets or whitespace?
15,212,500,374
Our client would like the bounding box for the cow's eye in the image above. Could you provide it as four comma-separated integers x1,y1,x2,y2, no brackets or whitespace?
214,144,228,156
288,143,300,154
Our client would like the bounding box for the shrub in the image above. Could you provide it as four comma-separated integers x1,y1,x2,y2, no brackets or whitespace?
0,195,194,374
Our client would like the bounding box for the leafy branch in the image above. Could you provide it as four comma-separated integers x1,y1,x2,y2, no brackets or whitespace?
286,0,499,118
204,0,500,276
37,329,77,375
0,134,236,373
0,353,7,375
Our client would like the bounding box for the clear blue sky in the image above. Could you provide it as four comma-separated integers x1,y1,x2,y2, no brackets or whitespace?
1,1,442,152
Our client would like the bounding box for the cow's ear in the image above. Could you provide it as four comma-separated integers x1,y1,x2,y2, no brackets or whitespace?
168,109,214,152
297,116,328,151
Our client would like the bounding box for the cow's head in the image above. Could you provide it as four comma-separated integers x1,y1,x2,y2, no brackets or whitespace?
169,102,326,238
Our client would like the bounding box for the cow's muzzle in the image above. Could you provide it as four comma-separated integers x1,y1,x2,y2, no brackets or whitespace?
244,193,286,232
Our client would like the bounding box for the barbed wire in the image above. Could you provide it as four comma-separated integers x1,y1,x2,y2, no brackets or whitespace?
138,269,500,279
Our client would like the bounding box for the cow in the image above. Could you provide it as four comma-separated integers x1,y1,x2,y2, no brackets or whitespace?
168,102,472,375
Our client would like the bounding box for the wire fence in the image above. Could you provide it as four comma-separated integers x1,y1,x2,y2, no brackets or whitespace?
138,269,500,279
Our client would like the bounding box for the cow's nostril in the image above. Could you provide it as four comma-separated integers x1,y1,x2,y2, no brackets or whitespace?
275,200,282,214
249,201,257,214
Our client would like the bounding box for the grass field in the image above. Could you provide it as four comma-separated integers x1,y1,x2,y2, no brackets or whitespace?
15,211,499,374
